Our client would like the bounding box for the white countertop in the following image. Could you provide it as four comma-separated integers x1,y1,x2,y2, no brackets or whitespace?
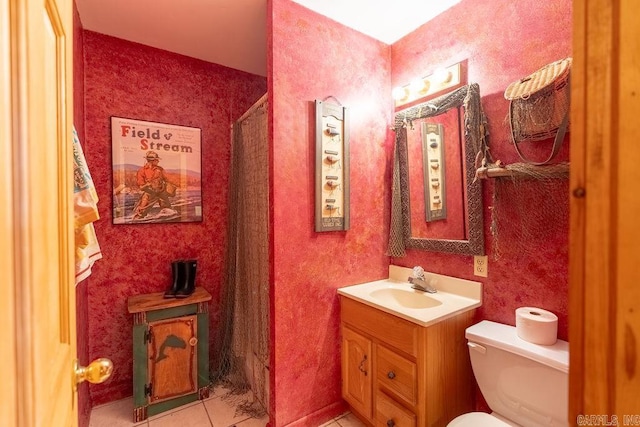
337,265,482,327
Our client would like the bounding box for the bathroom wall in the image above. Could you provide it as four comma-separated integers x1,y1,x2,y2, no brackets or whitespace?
269,0,392,425
391,0,572,339
82,31,266,405
73,2,90,426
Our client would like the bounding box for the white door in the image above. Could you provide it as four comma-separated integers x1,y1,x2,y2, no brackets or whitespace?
1,1,110,426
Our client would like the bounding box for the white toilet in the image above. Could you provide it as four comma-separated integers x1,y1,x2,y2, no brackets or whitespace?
448,320,569,427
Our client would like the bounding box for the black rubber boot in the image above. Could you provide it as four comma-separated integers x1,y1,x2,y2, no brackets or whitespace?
175,259,197,298
164,260,184,298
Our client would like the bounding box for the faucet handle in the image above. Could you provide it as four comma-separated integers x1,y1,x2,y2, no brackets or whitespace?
412,266,425,278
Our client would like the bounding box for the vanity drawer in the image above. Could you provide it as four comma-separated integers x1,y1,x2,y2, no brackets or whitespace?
376,345,417,406
340,297,419,357
375,391,416,427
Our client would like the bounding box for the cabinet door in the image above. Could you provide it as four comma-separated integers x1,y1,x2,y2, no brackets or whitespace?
148,315,198,403
342,326,372,419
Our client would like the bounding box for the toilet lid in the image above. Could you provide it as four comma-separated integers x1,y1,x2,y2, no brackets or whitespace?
448,412,516,427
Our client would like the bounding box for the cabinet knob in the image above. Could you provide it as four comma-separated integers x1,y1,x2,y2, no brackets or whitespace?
387,371,396,379
189,337,198,346
387,420,395,427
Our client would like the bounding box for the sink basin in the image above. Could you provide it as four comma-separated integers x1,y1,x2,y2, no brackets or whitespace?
370,288,443,309
337,266,482,327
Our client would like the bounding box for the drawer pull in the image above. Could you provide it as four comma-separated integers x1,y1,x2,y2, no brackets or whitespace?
387,371,396,379
387,420,395,427
358,354,368,376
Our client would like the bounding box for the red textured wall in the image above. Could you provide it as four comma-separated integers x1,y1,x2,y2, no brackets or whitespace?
391,0,572,339
82,31,266,405
269,0,392,425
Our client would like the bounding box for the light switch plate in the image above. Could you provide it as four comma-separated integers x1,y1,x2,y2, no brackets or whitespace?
474,255,488,277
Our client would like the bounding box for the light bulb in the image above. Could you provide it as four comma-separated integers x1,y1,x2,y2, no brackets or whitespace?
410,78,428,94
433,68,452,84
392,86,409,101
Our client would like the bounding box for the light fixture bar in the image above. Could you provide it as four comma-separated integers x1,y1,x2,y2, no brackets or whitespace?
393,62,463,109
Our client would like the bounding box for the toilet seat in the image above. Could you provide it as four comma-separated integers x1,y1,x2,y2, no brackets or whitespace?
447,412,517,427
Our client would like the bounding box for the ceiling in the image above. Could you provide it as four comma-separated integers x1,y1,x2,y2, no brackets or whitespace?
75,0,460,77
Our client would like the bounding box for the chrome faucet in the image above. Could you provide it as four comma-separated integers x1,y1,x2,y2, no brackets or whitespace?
408,266,437,293
408,276,437,293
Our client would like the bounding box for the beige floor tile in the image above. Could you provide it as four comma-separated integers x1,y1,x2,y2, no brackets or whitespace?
91,392,350,427
319,412,352,427
203,393,256,427
149,403,212,427
147,399,203,421
89,398,148,427
234,414,269,427
206,384,234,400
336,412,366,427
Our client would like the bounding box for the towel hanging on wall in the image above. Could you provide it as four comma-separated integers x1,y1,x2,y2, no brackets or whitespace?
72,126,102,284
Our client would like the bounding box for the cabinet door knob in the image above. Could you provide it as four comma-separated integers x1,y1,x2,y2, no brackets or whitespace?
387,420,395,427
387,371,396,379
189,337,198,346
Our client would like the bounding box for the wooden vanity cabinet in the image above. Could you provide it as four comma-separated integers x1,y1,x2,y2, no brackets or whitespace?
340,296,475,427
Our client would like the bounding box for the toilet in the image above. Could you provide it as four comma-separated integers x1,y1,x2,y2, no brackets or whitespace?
448,320,569,427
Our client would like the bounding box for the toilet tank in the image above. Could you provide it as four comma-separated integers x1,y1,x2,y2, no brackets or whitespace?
466,321,569,427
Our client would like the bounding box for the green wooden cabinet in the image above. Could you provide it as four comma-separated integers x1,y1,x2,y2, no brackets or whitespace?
127,287,212,422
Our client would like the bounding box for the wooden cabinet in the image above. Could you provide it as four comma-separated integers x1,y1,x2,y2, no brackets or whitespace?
340,297,475,427
376,392,416,427
128,287,212,422
342,327,373,419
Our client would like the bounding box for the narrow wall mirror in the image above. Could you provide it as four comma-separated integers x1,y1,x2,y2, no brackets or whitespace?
394,83,485,255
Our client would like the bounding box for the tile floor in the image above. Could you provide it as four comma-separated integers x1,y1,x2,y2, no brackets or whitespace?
89,386,365,427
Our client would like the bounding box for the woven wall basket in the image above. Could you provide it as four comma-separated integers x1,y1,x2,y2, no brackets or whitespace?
505,57,572,142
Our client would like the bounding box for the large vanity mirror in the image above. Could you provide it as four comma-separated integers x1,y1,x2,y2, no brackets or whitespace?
394,83,485,255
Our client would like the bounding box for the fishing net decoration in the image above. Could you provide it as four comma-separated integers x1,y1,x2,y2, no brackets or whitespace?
211,94,269,419
488,162,570,261
483,59,572,259
387,137,406,257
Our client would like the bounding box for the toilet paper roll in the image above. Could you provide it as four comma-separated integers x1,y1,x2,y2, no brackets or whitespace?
515,307,558,345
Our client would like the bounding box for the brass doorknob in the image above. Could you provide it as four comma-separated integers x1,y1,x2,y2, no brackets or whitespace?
74,358,113,388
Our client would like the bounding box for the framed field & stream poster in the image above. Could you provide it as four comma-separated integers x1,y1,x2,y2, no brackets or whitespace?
111,117,203,224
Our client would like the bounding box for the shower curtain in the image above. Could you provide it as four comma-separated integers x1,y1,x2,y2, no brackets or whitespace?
212,93,269,415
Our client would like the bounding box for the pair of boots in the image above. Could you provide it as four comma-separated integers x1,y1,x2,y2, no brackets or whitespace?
164,259,197,298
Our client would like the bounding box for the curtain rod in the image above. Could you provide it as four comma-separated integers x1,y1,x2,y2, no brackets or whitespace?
235,92,268,124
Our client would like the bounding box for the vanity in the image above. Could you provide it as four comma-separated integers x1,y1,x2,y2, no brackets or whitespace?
338,266,482,427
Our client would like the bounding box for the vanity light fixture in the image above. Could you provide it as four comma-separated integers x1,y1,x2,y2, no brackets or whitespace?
392,61,465,109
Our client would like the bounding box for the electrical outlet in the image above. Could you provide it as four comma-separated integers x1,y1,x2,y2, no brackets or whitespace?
474,255,488,277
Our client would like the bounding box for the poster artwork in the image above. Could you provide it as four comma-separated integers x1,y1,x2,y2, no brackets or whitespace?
111,117,202,224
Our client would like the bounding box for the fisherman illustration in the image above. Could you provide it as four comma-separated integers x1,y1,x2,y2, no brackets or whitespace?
133,151,178,219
